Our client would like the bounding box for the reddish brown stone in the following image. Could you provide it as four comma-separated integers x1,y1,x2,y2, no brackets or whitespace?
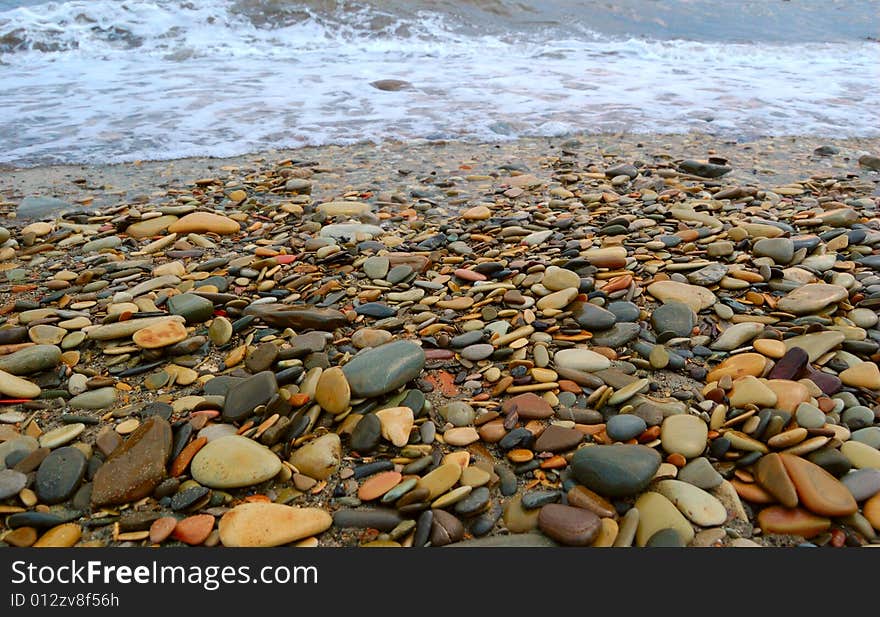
90,416,172,507
533,425,582,452
149,517,179,544
501,393,553,420
172,514,215,545
538,503,601,546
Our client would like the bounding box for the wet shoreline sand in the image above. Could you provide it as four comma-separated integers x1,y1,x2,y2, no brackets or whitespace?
0,132,879,548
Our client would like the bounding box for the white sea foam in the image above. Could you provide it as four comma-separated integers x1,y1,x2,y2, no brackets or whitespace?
1,0,878,165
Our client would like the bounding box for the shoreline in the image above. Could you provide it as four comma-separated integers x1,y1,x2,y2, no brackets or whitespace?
0,131,879,548
3,132,880,223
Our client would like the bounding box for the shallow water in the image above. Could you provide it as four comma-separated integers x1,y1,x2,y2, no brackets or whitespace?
1,0,878,166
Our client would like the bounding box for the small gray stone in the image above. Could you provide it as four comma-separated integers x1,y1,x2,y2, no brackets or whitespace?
678,457,723,489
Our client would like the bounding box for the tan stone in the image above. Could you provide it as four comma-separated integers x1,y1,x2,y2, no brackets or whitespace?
839,362,880,390
375,406,414,447
219,503,332,547
132,320,188,349
706,353,767,383
168,212,240,235
634,491,695,546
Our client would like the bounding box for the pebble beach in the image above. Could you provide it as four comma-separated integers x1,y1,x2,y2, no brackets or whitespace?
1,132,879,548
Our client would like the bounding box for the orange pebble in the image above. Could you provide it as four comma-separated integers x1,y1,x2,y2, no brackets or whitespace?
666,453,687,468
507,449,534,463
539,455,567,469
169,437,207,477
638,426,661,443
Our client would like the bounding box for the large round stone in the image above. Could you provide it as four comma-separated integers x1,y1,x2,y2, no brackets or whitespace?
342,340,425,398
571,444,661,498
190,435,282,489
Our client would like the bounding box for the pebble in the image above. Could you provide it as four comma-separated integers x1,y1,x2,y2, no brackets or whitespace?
91,416,172,507
219,503,331,547
571,445,661,498
661,415,708,459
537,504,601,546
634,491,695,546
342,341,425,398
288,433,341,480
191,435,282,489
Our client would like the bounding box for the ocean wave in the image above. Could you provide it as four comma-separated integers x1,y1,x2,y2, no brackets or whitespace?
0,0,877,165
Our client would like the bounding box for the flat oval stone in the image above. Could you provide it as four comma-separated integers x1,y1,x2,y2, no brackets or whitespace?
501,392,553,419
654,479,728,526
358,471,402,501
417,463,462,500
839,362,880,390
68,387,117,410
430,509,465,546
678,457,723,490
219,503,332,547
0,369,40,399
33,523,82,548
571,444,661,498
780,452,858,517
634,491,695,546
647,280,717,312
661,415,708,458
439,401,475,426
461,343,494,361
841,441,880,469
132,319,188,349
573,302,617,331
776,283,848,315
168,212,240,235
0,469,28,499
604,413,645,441
35,447,87,505
554,348,611,372
542,266,581,291
757,505,830,538
538,503,601,546
444,427,480,446
190,435,282,489
0,344,62,375
651,301,696,337
342,340,426,398
38,423,85,449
